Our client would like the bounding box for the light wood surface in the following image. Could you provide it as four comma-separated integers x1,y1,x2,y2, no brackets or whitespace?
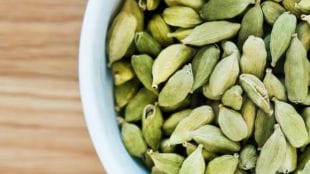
0,0,105,173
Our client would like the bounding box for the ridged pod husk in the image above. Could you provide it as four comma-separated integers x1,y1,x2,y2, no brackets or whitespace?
241,98,257,139
163,6,202,28
277,142,297,173
222,41,241,59
221,85,243,110
254,109,276,147
148,151,184,174
122,0,144,31
135,32,162,57
167,28,193,42
147,14,173,47
179,145,205,174
165,0,204,9
160,139,176,153
111,61,135,86
163,109,192,135
205,154,239,174
297,22,310,51
115,78,140,110
263,68,287,101
139,0,161,11
261,1,286,25
302,107,310,144
239,145,257,170
296,0,310,13
183,142,217,161
282,0,302,17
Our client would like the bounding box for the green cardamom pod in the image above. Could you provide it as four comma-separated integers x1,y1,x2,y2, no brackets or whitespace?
301,162,310,174
169,105,214,145
297,22,310,51
284,35,309,103
241,98,257,139
115,78,140,111
238,1,264,47
297,146,310,173
131,54,158,95
142,104,164,150
270,12,297,67
152,45,195,88
191,45,220,92
191,125,241,153
296,0,310,13
200,0,255,20
273,98,308,148
183,142,217,161
148,151,184,174
158,64,193,110
139,0,161,11
182,21,241,46
167,28,193,42
263,68,287,101
261,1,286,25
239,144,257,170
218,105,248,141
147,14,173,47
179,144,205,174
221,85,243,110
135,32,162,57
239,73,273,115
255,125,287,174
234,168,248,174
163,109,192,135
301,93,310,105
165,0,204,9
151,167,166,174
144,151,155,169
205,154,239,174
302,107,310,143
283,0,302,17
111,61,135,86
125,88,157,122
122,0,144,31
277,142,297,173
160,139,176,153
302,14,310,25
254,109,276,147
222,41,241,59
240,36,267,78
203,52,240,100
121,121,147,158
163,6,202,28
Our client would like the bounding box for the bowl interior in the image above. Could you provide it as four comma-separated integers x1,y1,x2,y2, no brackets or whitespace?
79,0,147,173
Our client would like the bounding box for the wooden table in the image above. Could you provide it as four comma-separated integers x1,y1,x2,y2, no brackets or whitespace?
0,1,105,173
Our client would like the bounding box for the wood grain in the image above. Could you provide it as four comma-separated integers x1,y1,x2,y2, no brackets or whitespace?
0,0,105,173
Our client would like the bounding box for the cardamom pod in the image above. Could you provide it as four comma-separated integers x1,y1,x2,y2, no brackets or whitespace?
152,45,195,88
218,105,248,141
273,98,308,148
234,168,248,174
167,28,193,42
203,52,240,100
254,109,276,147
263,68,287,101
148,151,184,174
169,105,214,145
151,167,166,174
160,139,176,153
283,0,302,16
179,144,205,174
297,146,310,173
221,85,243,110
255,125,287,174
239,144,257,170
122,0,144,31
165,0,204,9
284,34,309,103
277,142,297,173
158,64,193,110
302,107,310,143
111,61,135,86
270,12,297,67
147,14,173,47
115,78,140,111
261,1,286,25
238,1,264,47
191,45,220,92
301,14,310,25
191,125,241,153
131,54,158,95
163,109,192,135
139,0,161,11
297,22,310,51
135,32,162,57
182,21,241,46
301,162,310,174
125,88,157,122
241,98,257,139
200,0,255,20
163,6,202,28
183,142,217,161
222,41,241,59
296,0,310,13
205,154,239,174
142,104,164,150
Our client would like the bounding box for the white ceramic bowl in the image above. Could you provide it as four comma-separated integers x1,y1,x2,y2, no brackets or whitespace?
79,0,147,173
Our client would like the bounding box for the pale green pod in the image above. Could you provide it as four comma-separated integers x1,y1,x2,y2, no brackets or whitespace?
302,107,310,143
167,28,193,42
191,125,241,153
161,96,191,112
115,79,140,111
256,125,287,174
297,22,310,51
263,68,287,101
238,2,264,47
240,36,267,79
241,98,257,139
148,151,184,174
222,41,241,59
282,0,302,16
179,144,205,174
111,61,135,86
183,142,217,161
218,105,248,141
158,64,194,109
239,74,273,115
131,55,158,95
152,45,195,88
301,162,310,174
163,6,202,28
200,0,255,20
297,146,310,173
165,0,204,9
239,144,257,170
270,12,297,67
182,21,241,46
254,109,276,147
205,154,239,174
151,167,166,174
121,121,147,158
138,0,161,11
163,109,192,135
169,105,214,145
272,0,283,2
160,139,176,153
302,14,310,24
273,98,309,148
234,168,248,174
278,142,297,173
121,0,144,31
285,35,309,103
261,1,286,25
221,85,243,110
203,53,240,100
296,0,310,13
191,45,221,92
144,151,154,169
147,14,173,47
135,32,162,57
125,88,157,122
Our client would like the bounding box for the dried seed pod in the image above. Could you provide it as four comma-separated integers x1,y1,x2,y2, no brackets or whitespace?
205,154,239,174
179,145,205,174
115,79,140,110
261,1,286,25
165,0,204,9
163,109,192,135
241,98,257,139
111,61,135,86
135,32,162,57
139,0,161,11
148,151,184,174
163,6,202,28
147,14,173,46
183,142,217,161
254,109,276,147
263,68,287,101
221,85,243,110
239,145,257,170
277,142,297,173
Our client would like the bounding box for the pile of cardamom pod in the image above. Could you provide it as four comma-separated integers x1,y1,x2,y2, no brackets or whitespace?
107,0,310,173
